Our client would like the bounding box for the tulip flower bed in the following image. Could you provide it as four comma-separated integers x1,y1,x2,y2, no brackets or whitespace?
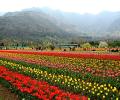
0,50,120,60
0,51,120,77
0,50,120,99
0,66,87,100
0,58,120,100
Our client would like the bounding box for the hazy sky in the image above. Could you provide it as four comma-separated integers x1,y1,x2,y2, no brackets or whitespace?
0,0,120,14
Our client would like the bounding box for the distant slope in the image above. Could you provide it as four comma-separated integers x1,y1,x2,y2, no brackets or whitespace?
109,17,120,32
0,8,120,43
0,11,73,42
106,17,120,38
38,7,120,36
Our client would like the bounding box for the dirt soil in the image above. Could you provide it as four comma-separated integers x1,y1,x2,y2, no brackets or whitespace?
0,84,18,100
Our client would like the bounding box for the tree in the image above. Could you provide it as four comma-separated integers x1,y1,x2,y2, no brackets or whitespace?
48,44,55,50
81,43,92,48
0,42,4,49
0,42,4,46
89,41,99,47
98,41,108,48
81,43,92,51
108,40,120,47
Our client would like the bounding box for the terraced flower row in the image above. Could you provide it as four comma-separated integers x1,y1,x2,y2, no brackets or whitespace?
0,51,120,77
0,66,87,100
0,58,120,100
0,50,120,60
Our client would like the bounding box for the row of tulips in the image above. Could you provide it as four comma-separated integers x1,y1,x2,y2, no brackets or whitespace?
0,66,87,100
0,52,120,77
0,50,120,60
0,58,120,99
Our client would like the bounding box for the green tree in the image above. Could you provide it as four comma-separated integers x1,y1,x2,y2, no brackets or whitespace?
81,43,92,48
89,41,99,47
108,40,120,47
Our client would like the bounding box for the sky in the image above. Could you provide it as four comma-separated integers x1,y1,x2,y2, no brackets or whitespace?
0,0,120,14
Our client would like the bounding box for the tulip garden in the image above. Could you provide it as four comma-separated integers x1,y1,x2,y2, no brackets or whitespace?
0,50,120,100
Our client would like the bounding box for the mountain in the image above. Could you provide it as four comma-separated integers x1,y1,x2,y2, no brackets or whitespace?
0,7,120,44
39,8,120,36
0,10,76,43
109,17,120,32
0,12,5,16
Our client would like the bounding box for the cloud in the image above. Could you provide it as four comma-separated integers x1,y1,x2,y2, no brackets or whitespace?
0,0,120,14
